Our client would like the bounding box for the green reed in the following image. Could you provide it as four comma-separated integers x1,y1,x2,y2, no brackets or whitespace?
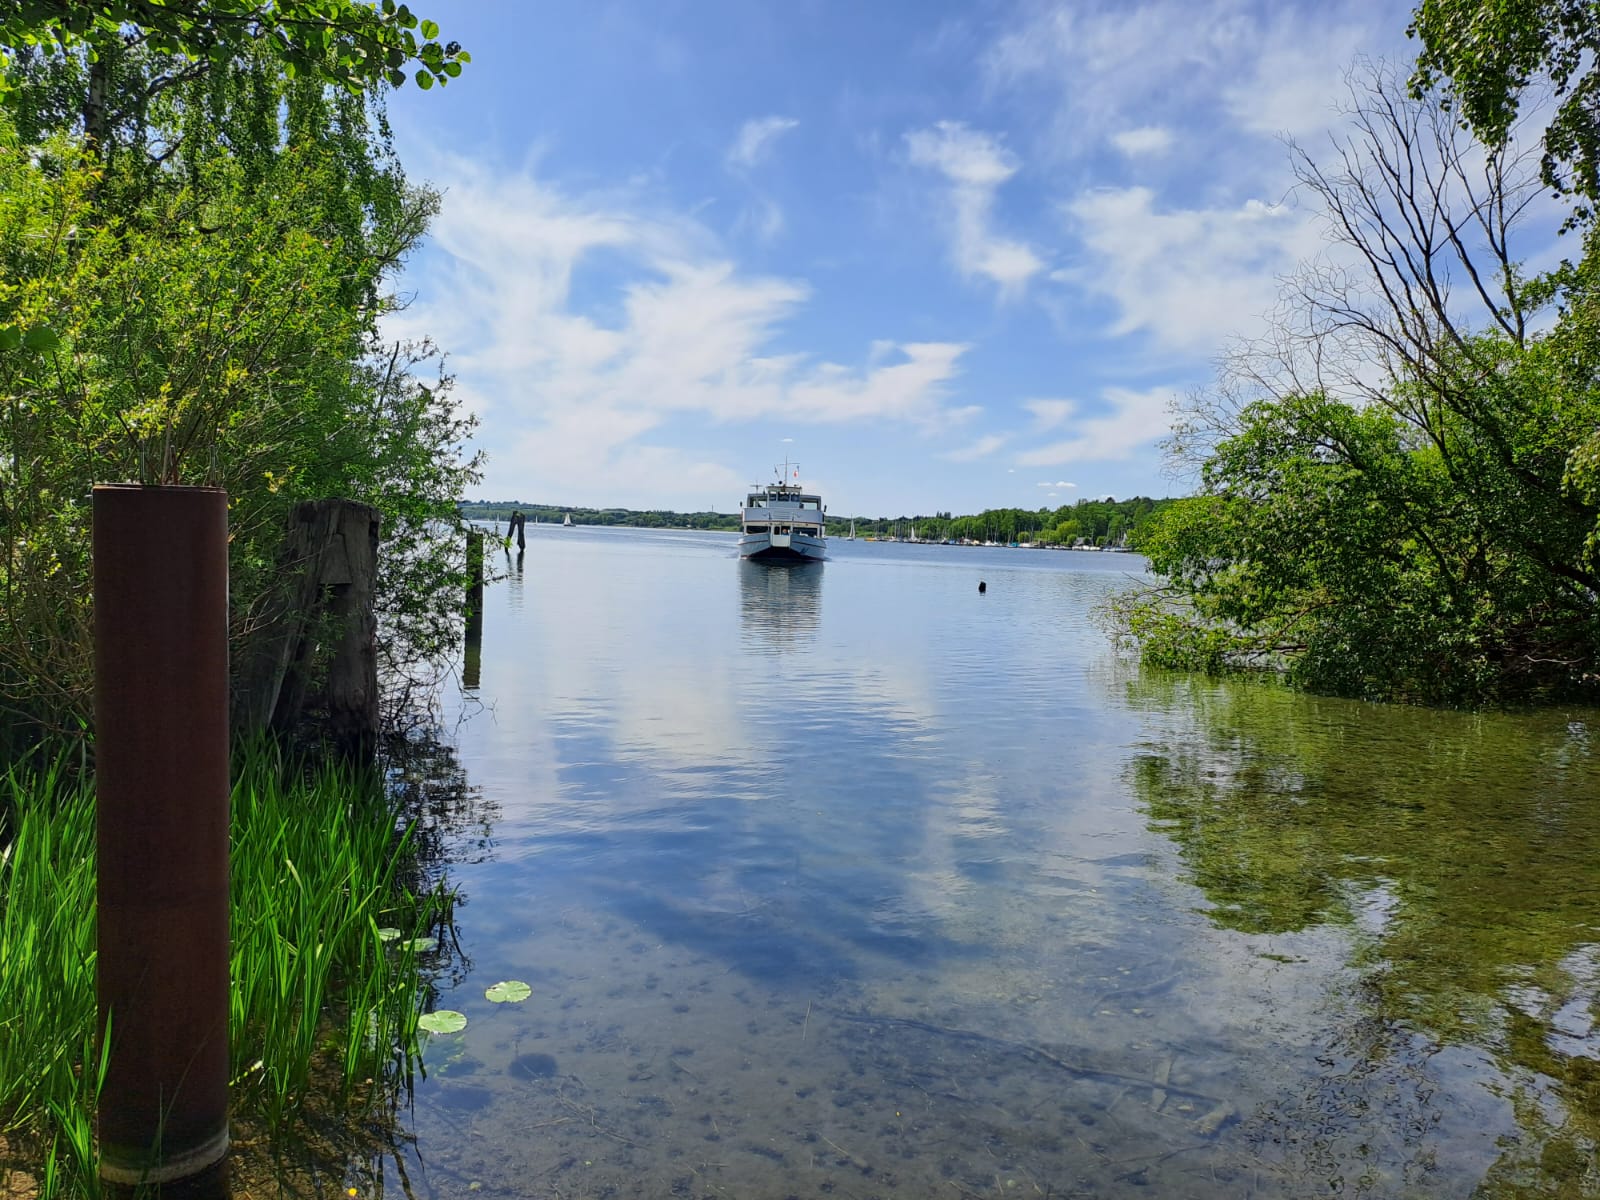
0,742,447,1198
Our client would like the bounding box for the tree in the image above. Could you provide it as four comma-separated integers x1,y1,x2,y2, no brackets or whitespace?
0,4,480,745
0,1,469,130
0,122,480,739
1409,0,1600,222
1115,64,1600,705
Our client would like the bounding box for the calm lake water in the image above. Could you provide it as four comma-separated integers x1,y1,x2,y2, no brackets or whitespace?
373,525,1600,1199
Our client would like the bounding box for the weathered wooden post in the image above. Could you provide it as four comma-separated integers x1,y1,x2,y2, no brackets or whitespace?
93,485,231,1189
235,499,380,759
466,527,485,626
464,527,485,690
462,609,483,690
514,510,526,551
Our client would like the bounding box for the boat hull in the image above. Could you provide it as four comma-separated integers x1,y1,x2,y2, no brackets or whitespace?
738,531,826,562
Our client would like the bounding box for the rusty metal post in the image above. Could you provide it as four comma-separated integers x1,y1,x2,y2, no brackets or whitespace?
94,485,230,1187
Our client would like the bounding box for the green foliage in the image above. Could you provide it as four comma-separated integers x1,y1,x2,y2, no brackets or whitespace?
0,20,480,739
1113,65,1600,708
0,0,469,100
1409,0,1600,220
1121,382,1599,704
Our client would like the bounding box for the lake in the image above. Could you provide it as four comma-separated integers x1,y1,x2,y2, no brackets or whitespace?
374,524,1599,1199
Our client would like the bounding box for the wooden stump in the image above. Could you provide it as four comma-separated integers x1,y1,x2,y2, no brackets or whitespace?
236,499,381,760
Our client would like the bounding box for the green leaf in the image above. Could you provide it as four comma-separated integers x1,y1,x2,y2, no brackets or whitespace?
0,327,20,352
401,936,437,951
418,1010,467,1034
442,60,461,77
375,927,402,942
421,19,439,39
22,326,59,352
415,68,434,90
484,980,531,1003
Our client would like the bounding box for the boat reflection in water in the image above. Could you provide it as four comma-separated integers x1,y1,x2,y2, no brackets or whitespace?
738,557,822,654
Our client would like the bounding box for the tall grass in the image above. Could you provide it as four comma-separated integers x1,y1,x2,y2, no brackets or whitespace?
0,742,448,1198
0,753,99,1196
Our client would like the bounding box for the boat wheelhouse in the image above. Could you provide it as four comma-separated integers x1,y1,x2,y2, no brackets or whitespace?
738,465,826,563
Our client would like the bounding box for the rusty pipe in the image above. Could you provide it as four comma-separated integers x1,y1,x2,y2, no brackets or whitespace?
94,484,231,1186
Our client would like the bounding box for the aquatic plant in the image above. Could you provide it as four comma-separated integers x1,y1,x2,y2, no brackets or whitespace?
0,743,450,1198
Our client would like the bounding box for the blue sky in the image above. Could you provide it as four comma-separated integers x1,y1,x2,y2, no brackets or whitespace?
383,0,1416,516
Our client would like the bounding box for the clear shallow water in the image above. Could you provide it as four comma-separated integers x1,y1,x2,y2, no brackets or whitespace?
376,526,1600,1199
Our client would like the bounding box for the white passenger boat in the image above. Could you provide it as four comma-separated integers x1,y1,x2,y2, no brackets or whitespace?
738,463,826,563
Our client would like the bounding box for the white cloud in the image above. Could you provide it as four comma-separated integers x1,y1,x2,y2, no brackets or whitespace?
728,116,800,169
906,121,1043,295
1221,19,1372,139
393,159,971,505
1014,386,1175,465
1024,399,1075,430
942,433,1008,462
982,0,1402,165
1110,126,1173,156
1035,479,1077,488
1063,185,1322,354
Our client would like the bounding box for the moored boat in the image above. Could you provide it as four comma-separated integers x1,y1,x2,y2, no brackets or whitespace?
738,463,826,563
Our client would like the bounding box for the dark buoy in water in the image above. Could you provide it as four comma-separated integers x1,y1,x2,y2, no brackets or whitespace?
978,580,987,594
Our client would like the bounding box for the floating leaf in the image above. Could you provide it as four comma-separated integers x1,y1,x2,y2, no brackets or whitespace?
418,1010,467,1034
375,927,401,942
401,936,437,952
484,980,531,1004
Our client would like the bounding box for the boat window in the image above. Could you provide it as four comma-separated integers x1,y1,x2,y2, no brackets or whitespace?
745,523,768,533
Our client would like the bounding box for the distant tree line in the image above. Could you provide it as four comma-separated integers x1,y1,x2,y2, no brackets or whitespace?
461,496,1170,545
842,497,1168,545
461,502,741,531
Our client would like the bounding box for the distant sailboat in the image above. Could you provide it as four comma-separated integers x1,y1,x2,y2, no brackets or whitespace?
562,512,573,527
847,520,856,540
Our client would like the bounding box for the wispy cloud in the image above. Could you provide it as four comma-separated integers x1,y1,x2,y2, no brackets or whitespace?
1063,187,1321,354
1024,399,1075,430
728,116,800,170
391,159,970,505
982,0,1400,165
905,121,1042,295
942,433,1009,461
1014,387,1176,466
1035,479,1077,488
1110,125,1173,156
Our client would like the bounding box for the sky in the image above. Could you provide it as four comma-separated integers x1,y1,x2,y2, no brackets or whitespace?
381,0,1419,517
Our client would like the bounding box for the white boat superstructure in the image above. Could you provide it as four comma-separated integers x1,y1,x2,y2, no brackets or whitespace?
738,463,826,563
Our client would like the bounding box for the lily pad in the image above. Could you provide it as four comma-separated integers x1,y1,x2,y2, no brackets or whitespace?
418,1010,467,1035
401,936,438,952
375,927,402,943
484,980,531,1004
